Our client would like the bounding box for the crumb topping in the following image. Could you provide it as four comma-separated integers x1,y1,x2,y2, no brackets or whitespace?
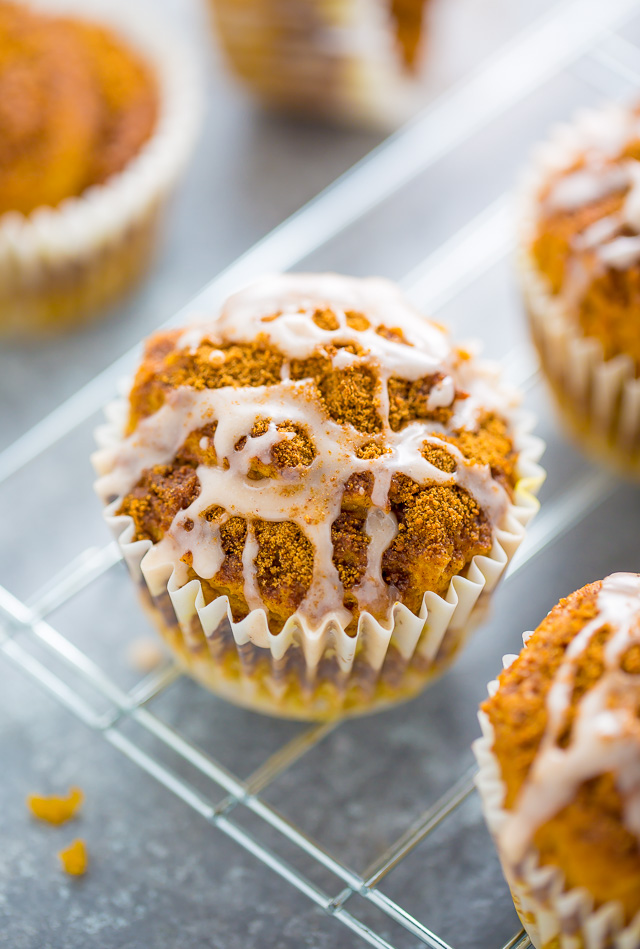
382,477,491,611
388,372,456,431
99,274,520,632
118,464,200,543
128,339,284,433
355,441,391,460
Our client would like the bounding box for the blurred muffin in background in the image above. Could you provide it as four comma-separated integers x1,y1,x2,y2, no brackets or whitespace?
208,0,432,127
518,100,640,479
0,0,199,339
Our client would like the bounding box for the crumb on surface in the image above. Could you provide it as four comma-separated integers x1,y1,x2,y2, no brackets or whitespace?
58,839,88,876
28,787,84,825
125,636,165,673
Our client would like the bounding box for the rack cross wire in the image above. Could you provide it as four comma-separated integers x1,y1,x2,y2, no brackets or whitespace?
2,1,640,946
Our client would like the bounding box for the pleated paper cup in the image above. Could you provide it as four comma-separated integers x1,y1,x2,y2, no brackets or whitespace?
94,390,544,720
0,0,200,340
474,649,640,949
207,0,427,129
517,104,640,480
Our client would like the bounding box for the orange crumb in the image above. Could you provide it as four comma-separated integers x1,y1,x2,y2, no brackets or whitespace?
126,636,165,673
28,787,84,825
58,839,88,876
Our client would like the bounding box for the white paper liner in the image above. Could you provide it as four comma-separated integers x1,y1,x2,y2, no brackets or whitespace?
516,103,640,479
93,387,544,719
208,0,428,129
473,647,640,949
0,0,200,337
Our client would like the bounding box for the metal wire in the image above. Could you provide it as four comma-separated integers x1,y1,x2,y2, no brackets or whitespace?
0,451,622,948
1,4,639,946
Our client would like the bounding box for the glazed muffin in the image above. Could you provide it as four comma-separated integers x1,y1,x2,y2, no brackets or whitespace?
208,0,431,127
94,273,544,719
475,573,640,949
518,101,640,479
0,0,198,337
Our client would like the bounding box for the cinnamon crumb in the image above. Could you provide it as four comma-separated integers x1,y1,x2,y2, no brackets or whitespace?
127,337,284,431
312,308,339,331
28,787,83,825
387,373,454,431
126,636,165,673
382,476,491,611
443,414,516,491
58,839,88,876
421,442,457,473
317,365,381,433
376,325,411,345
345,310,371,331
118,465,201,543
355,441,390,460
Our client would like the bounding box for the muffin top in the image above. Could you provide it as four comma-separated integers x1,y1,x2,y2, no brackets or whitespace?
528,103,640,370
97,274,521,634
483,573,640,922
0,1,158,216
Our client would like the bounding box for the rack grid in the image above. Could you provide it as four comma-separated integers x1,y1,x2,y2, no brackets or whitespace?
2,1,640,945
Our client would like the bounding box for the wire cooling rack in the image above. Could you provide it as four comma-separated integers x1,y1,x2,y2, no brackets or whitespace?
2,1,640,946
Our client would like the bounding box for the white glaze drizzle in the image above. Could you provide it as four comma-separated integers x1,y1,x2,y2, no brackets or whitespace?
547,163,630,213
241,524,265,613
102,275,518,629
499,573,640,867
541,105,640,293
598,234,640,270
572,214,621,251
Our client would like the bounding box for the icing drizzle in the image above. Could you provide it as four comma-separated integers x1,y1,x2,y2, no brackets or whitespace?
542,105,640,278
98,274,518,630
499,573,640,867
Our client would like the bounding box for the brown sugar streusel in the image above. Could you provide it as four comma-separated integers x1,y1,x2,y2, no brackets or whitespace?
100,274,523,634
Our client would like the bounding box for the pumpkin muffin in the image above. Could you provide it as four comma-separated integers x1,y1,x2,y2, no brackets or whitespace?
0,0,198,337
208,0,432,127
475,573,640,949
94,273,544,719
518,101,640,479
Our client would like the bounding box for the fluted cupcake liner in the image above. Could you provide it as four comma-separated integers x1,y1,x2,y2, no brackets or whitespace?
208,0,426,129
517,104,640,480
94,391,544,720
474,647,640,949
0,0,200,339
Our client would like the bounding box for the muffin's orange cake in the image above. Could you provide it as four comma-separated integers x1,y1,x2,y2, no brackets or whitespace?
0,0,197,336
94,274,543,719
518,101,640,478
475,574,640,949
